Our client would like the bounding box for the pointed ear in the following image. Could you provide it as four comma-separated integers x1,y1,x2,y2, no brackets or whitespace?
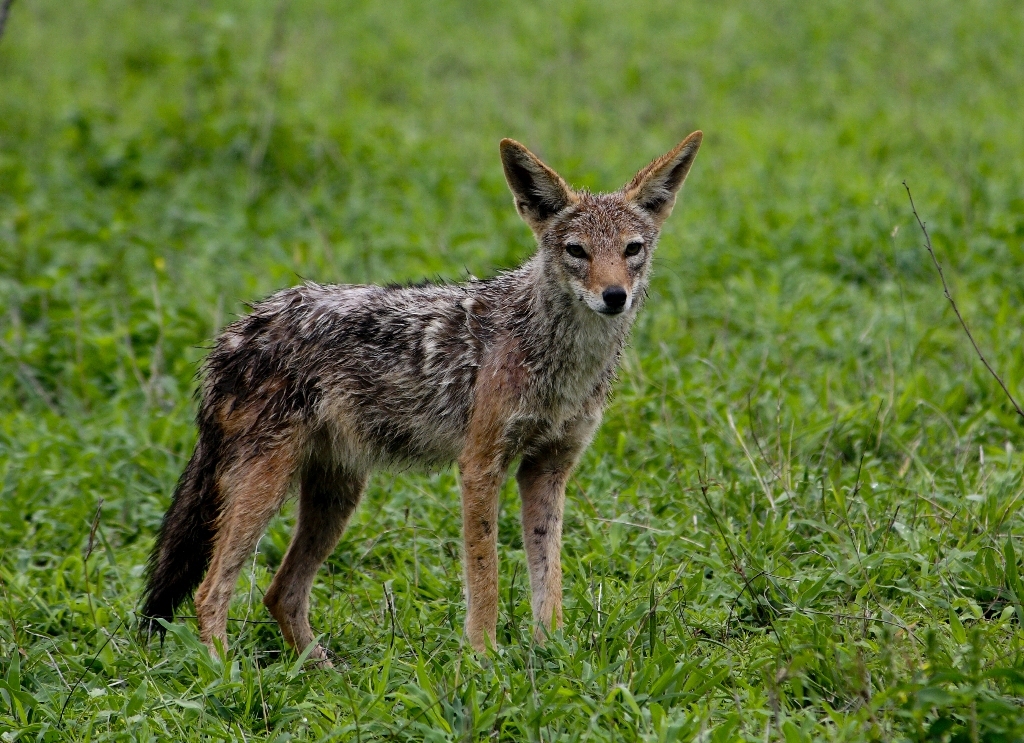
499,139,576,234
623,131,703,224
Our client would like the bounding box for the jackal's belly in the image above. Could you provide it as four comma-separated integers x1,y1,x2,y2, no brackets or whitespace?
318,374,473,470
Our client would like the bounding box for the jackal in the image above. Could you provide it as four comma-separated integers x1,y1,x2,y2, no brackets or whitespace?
141,131,703,661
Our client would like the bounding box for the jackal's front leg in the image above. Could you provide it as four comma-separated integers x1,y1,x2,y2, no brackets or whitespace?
516,454,569,641
516,424,595,643
458,458,504,652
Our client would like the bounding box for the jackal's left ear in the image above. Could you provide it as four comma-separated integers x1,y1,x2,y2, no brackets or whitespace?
624,131,703,225
500,139,577,234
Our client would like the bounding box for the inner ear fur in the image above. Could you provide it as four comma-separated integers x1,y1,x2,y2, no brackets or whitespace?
623,131,703,224
499,139,577,234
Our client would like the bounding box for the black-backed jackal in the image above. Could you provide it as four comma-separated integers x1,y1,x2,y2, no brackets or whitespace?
142,132,703,661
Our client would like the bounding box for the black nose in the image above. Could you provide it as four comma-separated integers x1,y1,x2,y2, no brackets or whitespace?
602,286,628,312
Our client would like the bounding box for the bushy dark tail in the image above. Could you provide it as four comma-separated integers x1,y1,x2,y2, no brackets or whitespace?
140,434,223,637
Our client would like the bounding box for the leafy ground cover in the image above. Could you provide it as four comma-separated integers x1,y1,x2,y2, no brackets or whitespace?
2,0,1024,739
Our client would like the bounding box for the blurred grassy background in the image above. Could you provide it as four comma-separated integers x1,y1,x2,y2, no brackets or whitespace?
2,0,1024,740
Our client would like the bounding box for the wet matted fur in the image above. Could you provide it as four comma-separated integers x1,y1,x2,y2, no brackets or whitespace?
142,131,703,661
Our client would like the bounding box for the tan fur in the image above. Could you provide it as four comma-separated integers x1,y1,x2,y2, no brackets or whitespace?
195,445,298,653
517,411,600,640
584,241,633,297
457,343,524,649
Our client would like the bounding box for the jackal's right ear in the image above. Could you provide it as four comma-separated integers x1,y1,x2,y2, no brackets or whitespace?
500,139,576,234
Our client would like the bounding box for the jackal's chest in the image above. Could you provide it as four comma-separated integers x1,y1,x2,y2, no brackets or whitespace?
510,336,620,444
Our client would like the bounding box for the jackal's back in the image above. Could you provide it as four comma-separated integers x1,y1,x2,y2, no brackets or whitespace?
203,276,516,468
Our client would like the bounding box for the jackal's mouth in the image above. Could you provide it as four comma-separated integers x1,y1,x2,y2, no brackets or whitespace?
597,306,626,316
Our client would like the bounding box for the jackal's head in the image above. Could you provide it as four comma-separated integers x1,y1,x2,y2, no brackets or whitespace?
500,132,702,316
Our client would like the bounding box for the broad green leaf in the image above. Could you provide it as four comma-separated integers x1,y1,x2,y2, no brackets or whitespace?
949,607,966,644
126,679,148,716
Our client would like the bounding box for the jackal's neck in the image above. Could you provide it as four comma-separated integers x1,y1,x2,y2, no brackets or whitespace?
514,257,637,398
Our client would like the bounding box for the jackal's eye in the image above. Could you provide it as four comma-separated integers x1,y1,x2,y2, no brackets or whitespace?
565,243,588,259
624,241,644,257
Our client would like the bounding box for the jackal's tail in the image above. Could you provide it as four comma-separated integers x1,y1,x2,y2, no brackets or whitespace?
140,433,223,636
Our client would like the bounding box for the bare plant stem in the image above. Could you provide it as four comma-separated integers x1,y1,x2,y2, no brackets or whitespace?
903,181,1024,422
83,500,104,628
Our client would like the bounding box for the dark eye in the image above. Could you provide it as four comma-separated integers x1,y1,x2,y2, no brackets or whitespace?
565,243,588,259
625,241,644,257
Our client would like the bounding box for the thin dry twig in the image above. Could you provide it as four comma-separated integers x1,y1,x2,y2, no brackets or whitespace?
0,0,15,45
904,181,1024,421
58,619,125,726
82,500,104,629
696,465,789,654
85,499,104,563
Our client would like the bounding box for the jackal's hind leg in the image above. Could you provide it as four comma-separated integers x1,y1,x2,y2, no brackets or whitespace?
195,447,297,656
264,461,366,667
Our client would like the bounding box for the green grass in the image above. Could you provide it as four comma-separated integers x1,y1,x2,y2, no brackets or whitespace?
3,0,1024,739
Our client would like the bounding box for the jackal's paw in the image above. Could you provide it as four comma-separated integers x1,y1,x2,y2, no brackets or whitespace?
306,644,335,670
464,625,497,654
532,624,565,647
202,635,229,662
532,613,564,646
